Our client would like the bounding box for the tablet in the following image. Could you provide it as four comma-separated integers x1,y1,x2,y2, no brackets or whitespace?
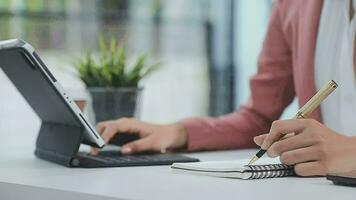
0,39,105,148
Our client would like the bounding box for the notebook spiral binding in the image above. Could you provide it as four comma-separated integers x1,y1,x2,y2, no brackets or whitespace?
245,164,295,179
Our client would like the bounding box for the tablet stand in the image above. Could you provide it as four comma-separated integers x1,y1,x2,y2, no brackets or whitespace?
34,122,84,167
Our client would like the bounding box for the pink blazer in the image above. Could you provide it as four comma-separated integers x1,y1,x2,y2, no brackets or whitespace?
182,0,324,151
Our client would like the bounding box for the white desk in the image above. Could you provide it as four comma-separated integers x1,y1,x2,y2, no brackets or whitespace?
0,141,356,200
0,86,355,200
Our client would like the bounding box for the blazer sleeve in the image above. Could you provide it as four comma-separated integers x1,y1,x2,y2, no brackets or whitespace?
182,1,295,151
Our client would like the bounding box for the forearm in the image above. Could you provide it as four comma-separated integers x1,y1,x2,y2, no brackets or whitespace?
181,108,272,151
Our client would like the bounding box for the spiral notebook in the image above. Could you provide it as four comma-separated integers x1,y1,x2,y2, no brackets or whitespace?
171,157,295,180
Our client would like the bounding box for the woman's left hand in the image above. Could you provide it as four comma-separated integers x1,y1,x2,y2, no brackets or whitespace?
254,119,356,176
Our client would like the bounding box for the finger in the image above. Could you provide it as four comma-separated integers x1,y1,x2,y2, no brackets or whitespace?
99,119,141,144
294,161,326,176
267,132,316,157
279,133,295,141
279,146,321,165
114,118,152,137
254,131,294,147
261,119,308,149
121,137,154,155
96,121,113,134
101,126,120,144
254,134,268,146
89,148,100,156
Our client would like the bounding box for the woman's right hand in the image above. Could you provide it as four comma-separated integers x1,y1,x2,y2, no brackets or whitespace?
90,118,188,155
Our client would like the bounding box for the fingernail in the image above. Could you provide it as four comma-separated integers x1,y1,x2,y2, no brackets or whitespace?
253,137,258,143
122,147,132,154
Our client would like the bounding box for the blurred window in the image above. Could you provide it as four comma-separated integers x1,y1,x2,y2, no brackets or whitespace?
0,0,296,126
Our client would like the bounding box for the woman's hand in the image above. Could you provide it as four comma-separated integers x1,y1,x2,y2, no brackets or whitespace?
254,119,356,176
90,118,188,155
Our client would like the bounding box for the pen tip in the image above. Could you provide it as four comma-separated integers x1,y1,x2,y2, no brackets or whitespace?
248,156,258,165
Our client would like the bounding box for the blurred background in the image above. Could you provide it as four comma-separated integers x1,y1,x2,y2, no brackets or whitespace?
0,0,297,141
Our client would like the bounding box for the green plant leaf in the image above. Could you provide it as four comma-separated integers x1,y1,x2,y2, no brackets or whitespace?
126,54,146,83
74,35,162,88
140,62,162,79
98,35,107,62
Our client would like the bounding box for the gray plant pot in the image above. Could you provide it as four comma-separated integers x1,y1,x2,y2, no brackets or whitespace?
88,87,143,123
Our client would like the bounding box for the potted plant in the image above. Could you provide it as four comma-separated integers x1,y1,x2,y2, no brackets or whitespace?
75,36,160,123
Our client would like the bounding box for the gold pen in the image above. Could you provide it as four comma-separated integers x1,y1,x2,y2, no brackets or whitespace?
248,80,338,165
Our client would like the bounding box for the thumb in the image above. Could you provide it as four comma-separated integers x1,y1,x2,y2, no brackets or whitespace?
121,137,153,155
254,134,268,147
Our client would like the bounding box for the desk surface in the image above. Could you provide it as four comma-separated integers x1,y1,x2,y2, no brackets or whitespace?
1,145,356,200
0,98,356,199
